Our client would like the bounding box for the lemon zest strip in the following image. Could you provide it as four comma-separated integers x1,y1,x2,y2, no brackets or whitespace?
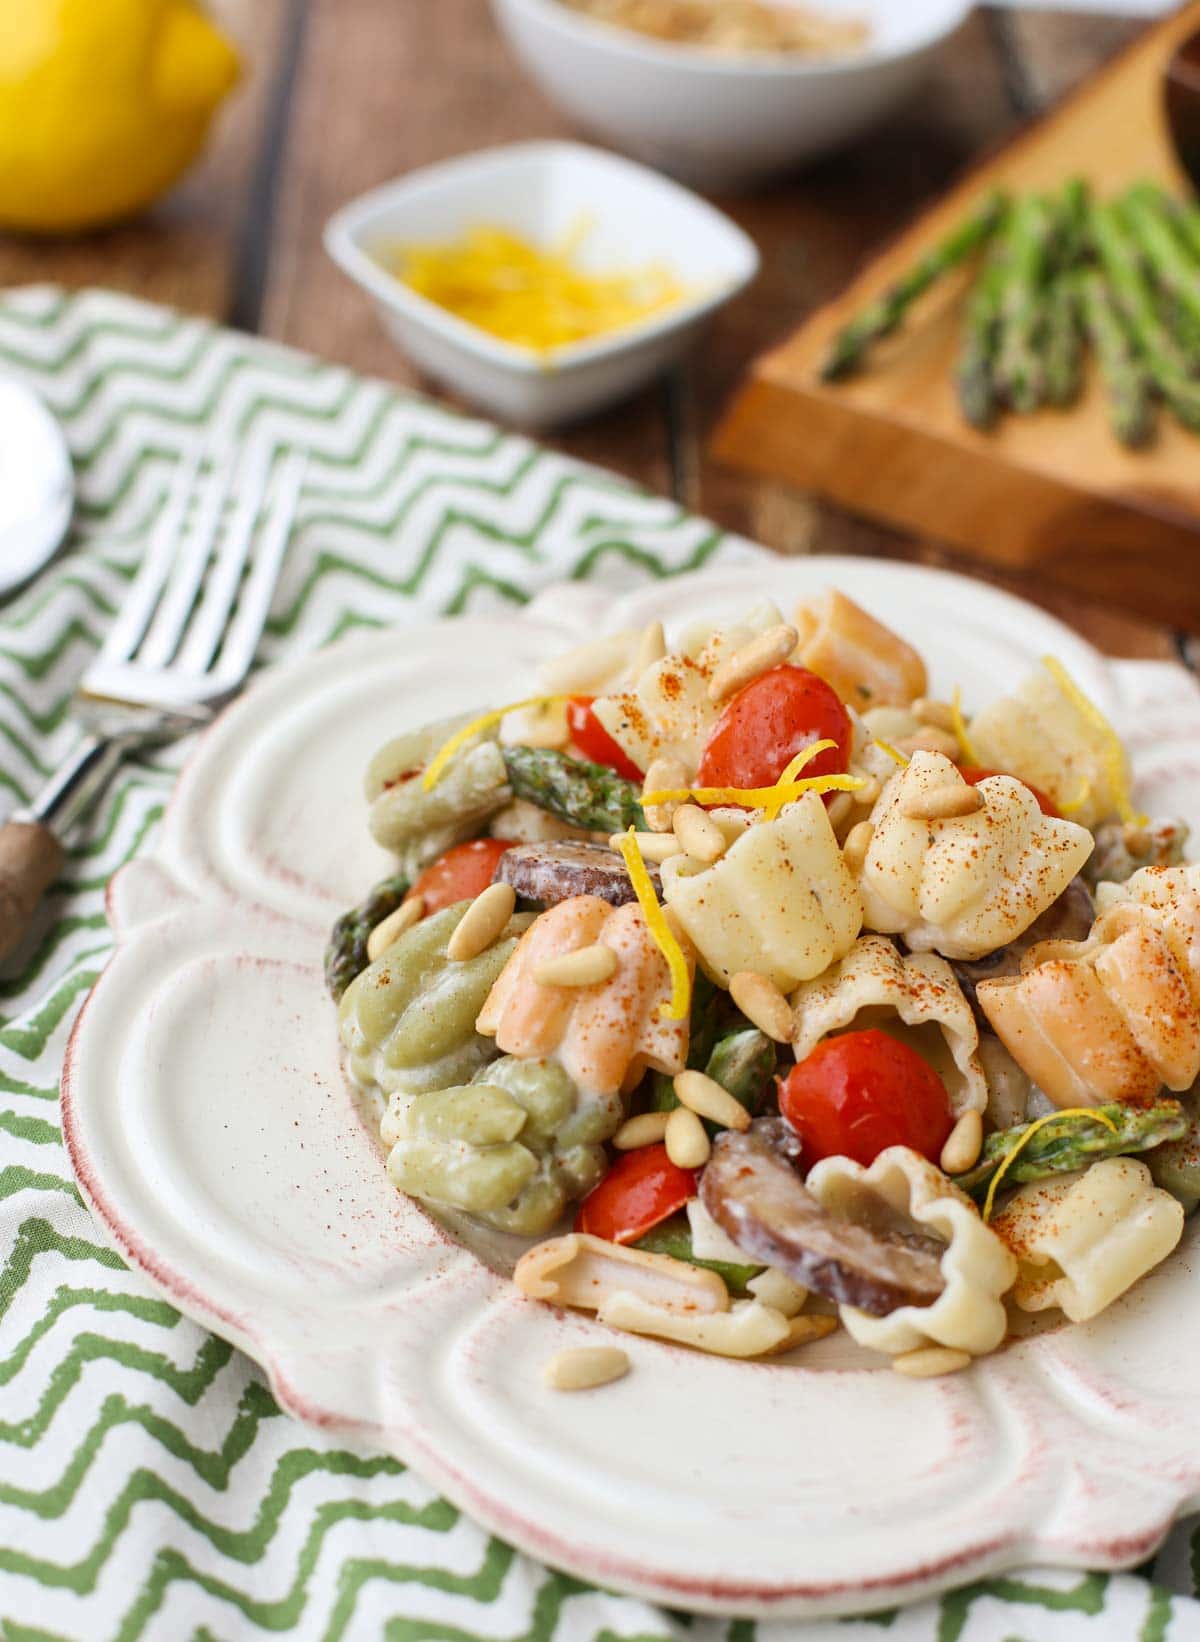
764,739,838,819
951,686,980,765
642,775,865,811
982,1106,1119,1222
617,828,691,1023
423,696,564,791
1058,776,1093,816
873,737,909,768
1040,656,1144,826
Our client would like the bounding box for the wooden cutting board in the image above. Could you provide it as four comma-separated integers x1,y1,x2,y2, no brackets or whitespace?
712,1,1200,631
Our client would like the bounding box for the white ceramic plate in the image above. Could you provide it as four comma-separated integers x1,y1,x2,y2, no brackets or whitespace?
63,559,1200,1620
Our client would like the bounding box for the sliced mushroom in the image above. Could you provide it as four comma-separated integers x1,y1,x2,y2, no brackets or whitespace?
951,875,1094,1025
700,1120,946,1317
496,841,660,908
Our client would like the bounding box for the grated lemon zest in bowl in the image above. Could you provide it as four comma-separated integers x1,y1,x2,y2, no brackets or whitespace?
951,686,979,765
617,828,691,1022
982,1107,1119,1222
423,696,564,791
386,222,691,354
1040,656,1145,826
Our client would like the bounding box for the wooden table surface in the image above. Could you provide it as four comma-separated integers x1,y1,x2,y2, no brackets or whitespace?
3,0,1195,674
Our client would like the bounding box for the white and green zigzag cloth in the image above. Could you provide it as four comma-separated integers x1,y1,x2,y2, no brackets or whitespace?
0,286,1197,1642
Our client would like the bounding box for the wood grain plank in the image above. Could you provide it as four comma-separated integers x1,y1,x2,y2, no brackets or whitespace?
262,0,674,494
0,0,294,321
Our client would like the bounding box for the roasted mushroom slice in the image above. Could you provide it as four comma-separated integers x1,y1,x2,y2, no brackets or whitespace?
496,840,658,908
700,1119,947,1317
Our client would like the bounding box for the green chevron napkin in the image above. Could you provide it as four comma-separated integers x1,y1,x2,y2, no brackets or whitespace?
0,285,1196,1642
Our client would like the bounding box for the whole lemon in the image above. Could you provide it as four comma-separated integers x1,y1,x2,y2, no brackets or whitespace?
0,0,240,234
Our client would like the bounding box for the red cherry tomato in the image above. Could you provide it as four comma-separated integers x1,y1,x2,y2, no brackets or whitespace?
778,1028,953,1169
408,838,514,915
696,665,851,803
958,766,1060,818
575,1145,697,1245
567,696,643,782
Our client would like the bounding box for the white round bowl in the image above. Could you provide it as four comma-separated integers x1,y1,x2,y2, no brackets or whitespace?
491,0,972,192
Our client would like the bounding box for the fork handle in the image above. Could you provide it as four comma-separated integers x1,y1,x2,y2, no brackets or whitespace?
0,820,64,963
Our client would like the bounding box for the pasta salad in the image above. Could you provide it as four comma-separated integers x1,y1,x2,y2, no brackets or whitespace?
327,590,1197,1385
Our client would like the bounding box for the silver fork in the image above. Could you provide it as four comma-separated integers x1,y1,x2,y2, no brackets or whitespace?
0,444,306,961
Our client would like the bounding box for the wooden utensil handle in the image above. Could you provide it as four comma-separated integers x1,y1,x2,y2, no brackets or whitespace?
0,820,64,964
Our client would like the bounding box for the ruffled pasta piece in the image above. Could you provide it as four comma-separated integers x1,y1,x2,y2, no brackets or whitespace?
790,935,987,1116
792,589,927,711
590,604,784,774
968,660,1134,829
514,1232,729,1314
991,1157,1183,1323
806,1147,1016,1355
858,752,1093,961
826,708,906,840
476,895,691,1096
1095,862,1200,1007
365,711,510,872
978,887,1200,1108
660,792,862,992
597,1291,821,1358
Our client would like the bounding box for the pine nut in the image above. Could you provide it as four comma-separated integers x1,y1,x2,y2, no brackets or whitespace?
940,1108,983,1175
842,820,875,874
912,697,957,733
892,1346,972,1379
1123,822,1152,859
446,882,517,962
674,1069,752,1132
729,970,793,1044
896,728,960,760
708,623,799,704
634,620,666,677
542,1345,630,1391
899,784,985,822
609,830,681,862
366,896,424,962
665,1105,711,1168
613,1111,670,1150
673,803,726,864
643,756,688,833
854,775,881,808
533,943,618,988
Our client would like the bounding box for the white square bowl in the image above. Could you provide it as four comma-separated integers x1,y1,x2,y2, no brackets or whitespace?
324,140,759,428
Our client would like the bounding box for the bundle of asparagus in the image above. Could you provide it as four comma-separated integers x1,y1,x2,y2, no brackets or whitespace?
821,178,1200,448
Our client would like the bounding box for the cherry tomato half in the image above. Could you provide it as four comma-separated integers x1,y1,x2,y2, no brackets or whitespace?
567,696,643,782
778,1028,952,1169
575,1145,697,1245
697,664,851,801
408,838,514,916
958,766,1060,818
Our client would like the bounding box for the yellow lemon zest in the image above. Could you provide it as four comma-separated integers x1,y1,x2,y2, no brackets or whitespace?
763,739,838,819
641,775,866,810
617,828,691,1022
951,687,980,765
982,1107,1119,1223
872,737,909,768
1040,656,1144,826
387,222,690,354
1059,777,1093,816
423,696,564,791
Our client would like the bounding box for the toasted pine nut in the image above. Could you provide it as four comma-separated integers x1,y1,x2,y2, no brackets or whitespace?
900,783,985,822
608,830,681,862
1123,822,1152,859
634,620,666,677
729,970,792,1044
366,896,424,962
542,1345,630,1391
940,1108,983,1175
842,820,875,874
614,1111,670,1150
896,728,960,760
673,803,726,864
665,1105,711,1168
764,1313,841,1355
446,882,516,962
708,623,799,704
892,1346,972,1379
643,756,688,833
674,1069,752,1132
854,775,881,808
533,943,618,988
912,697,957,733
